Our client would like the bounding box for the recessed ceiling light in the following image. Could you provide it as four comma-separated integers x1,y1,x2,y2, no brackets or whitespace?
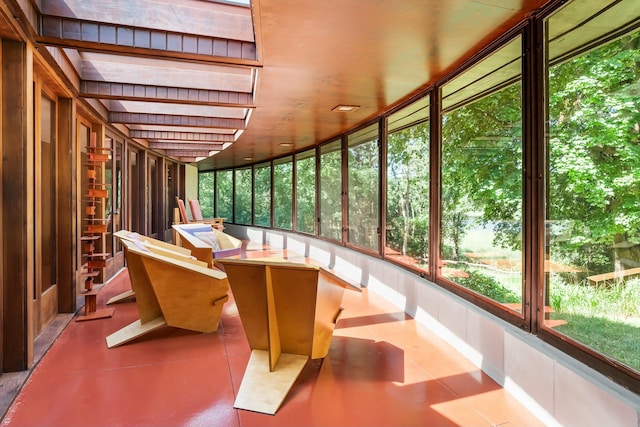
332,105,360,112
244,156,253,161
279,143,294,147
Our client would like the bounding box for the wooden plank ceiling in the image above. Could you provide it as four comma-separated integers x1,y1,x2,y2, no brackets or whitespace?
32,0,551,168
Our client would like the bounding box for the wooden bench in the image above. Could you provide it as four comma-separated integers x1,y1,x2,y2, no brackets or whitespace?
586,267,640,286
105,238,229,348
216,257,352,415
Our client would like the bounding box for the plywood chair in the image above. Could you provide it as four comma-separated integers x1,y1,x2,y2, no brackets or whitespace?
106,238,229,348
108,230,202,304
216,257,348,415
188,198,225,230
172,223,242,268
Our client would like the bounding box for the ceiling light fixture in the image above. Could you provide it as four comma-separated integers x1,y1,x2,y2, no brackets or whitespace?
332,104,360,112
279,143,294,147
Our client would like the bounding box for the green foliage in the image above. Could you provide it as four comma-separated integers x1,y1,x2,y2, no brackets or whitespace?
319,146,342,240
441,83,523,256
234,168,252,224
548,31,640,274
198,172,214,218
254,165,271,227
386,122,430,261
296,154,316,234
215,170,233,220
273,159,293,229
348,138,380,250
456,269,520,303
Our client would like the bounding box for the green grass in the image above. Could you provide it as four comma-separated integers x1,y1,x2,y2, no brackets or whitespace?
448,228,640,372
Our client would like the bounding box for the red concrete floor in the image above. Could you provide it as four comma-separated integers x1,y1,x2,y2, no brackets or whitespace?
1,248,546,427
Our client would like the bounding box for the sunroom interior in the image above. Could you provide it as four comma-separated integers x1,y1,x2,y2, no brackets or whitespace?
0,0,639,425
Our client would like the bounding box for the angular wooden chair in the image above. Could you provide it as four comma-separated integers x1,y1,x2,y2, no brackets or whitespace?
172,223,242,268
216,257,349,414
105,238,229,348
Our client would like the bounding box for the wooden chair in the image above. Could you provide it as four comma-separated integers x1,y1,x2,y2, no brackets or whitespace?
172,223,242,268
105,238,229,348
188,198,225,230
175,196,190,224
215,257,348,414
108,230,202,304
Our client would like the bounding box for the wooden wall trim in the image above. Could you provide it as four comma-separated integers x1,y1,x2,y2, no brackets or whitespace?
2,39,31,371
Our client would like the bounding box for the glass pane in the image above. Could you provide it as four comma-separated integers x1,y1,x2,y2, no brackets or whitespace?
234,168,252,225
440,36,523,307
149,158,158,234
348,124,380,251
198,171,215,218
273,157,293,230
545,2,640,374
296,149,316,234
254,163,271,227
40,94,56,291
215,169,233,221
115,141,122,252
319,140,342,241
386,97,430,273
104,137,114,256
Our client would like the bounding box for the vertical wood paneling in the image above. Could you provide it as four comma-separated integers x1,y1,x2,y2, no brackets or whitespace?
2,40,31,371
57,98,75,313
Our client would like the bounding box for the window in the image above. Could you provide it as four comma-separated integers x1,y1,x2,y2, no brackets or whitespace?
198,171,215,218
215,169,233,221
234,167,252,225
440,36,524,308
253,162,271,227
295,149,316,234
148,157,158,235
348,123,380,252
319,139,342,241
545,0,640,375
386,96,430,273
273,156,293,230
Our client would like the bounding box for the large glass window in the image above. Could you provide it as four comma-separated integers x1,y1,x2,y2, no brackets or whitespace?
295,149,316,234
273,156,293,230
348,124,380,252
319,139,342,241
386,97,430,273
440,36,523,307
234,167,252,225
253,162,271,227
215,169,233,221
545,1,640,374
198,171,215,218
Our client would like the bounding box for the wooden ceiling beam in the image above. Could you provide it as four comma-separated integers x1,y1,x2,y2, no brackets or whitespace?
109,112,246,129
149,142,225,151
81,80,255,107
164,150,215,157
39,14,260,66
131,130,233,142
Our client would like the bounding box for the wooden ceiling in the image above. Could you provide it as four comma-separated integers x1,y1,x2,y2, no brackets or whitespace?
22,0,551,169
